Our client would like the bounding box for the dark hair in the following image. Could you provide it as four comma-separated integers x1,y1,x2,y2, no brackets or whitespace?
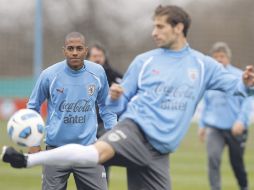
154,5,191,37
86,43,109,65
64,32,85,45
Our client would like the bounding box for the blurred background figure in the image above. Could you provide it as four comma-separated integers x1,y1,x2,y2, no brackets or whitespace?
87,43,122,184
87,43,122,88
198,42,252,190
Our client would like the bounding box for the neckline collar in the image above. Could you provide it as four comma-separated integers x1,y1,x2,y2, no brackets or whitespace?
160,43,190,57
64,60,86,75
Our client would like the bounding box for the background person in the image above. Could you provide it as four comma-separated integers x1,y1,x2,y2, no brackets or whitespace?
198,42,252,190
87,43,122,137
87,43,122,183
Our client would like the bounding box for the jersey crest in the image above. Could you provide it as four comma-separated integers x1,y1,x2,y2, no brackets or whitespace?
87,84,96,96
187,68,199,82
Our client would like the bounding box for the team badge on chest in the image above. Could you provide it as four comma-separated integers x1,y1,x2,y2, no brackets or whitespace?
87,84,96,96
187,69,199,82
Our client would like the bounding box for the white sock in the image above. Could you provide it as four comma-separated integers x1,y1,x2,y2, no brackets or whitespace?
27,144,99,168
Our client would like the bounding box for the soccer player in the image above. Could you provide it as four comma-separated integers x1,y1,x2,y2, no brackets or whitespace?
2,5,254,190
87,43,122,183
198,42,252,190
15,32,117,190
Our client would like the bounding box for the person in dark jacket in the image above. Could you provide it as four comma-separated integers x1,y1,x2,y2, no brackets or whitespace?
87,43,122,184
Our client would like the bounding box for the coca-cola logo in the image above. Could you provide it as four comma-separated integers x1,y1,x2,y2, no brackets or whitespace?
154,83,196,111
155,84,195,99
59,99,92,112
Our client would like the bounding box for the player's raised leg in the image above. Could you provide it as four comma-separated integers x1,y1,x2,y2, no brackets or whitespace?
1,142,115,168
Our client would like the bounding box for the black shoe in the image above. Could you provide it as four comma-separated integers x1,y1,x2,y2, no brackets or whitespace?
1,146,27,168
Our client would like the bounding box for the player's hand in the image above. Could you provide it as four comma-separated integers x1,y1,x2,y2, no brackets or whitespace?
28,146,41,154
109,83,124,100
231,121,245,136
198,128,206,143
243,65,254,87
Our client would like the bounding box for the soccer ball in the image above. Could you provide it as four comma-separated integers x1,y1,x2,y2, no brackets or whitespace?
7,109,45,147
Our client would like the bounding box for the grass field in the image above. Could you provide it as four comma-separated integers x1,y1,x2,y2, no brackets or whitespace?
0,120,253,190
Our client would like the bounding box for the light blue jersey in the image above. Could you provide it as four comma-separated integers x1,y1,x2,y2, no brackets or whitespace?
28,60,117,147
106,44,253,153
199,64,253,129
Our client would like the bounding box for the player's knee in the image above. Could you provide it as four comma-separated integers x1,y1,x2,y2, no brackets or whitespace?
94,141,115,164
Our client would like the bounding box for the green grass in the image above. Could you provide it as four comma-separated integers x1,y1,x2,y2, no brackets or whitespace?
0,121,253,190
